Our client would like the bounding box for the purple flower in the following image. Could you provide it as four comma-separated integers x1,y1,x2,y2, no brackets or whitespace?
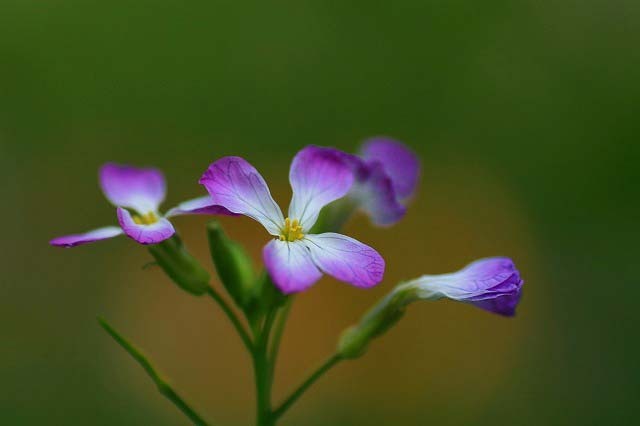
325,137,420,227
199,146,386,294
51,163,232,247
402,257,523,316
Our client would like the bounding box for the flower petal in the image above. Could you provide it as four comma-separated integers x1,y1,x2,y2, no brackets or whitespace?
360,137,420,199
100,163,166,213
471,292,522,317
263,239,322,293
200,157,284,236
165,195,238,218
117,207,175,245
49,226,123,247
288,146,355,230
351,162,407,226
304,233,385,288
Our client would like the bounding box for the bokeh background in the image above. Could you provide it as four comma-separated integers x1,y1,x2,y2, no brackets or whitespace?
2,1,638,425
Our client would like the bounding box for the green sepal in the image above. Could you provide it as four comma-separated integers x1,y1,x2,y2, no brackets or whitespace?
148,236,210,296
207,221,255,309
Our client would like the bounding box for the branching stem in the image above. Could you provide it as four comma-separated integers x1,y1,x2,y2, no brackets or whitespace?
98,318,212,426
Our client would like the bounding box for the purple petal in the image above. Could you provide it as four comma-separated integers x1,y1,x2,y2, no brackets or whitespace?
351,162,407,226
117,207,175,245
360,137,420,200
288,146,355,229
304,233,385,288
411,257,523,316
200,157,284,236
165,195,238,218
263,239,322,293
471,292,522,317
100,163,166,213
50,226,123,248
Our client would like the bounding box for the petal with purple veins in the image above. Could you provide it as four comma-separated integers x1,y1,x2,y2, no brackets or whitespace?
200,157,284,236
100,163,166,213
304,232,385,288
263,239,322,294
288,146,355,230
50,226,123,248
165,195,238,218
117,207,175,245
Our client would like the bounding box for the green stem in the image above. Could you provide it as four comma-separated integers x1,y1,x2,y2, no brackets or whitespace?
206,286,253,352
273,354,342,420
98,317,211,426
253,308,278,426
268,298,293,383
261,309,278,345
253,349,273,426
158,385,209,426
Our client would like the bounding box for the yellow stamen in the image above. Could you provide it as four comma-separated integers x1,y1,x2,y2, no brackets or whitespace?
279,218,305,242
132,211,159,225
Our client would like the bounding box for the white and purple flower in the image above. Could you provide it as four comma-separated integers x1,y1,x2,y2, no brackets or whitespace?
51,163,232,247
401,257,523,316
329,137,420,227
199,146,386,294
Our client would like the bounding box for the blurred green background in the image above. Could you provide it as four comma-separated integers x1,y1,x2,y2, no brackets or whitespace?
2,1,638,425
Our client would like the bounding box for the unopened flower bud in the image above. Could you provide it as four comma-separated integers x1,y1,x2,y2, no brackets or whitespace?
207,221,255,308
338,258,523,359
400,257,523,316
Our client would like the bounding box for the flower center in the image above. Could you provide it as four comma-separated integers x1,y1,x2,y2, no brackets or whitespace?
133,211,159,225
279,218,304,242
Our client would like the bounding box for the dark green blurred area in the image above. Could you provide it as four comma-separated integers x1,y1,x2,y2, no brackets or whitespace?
1,1,639,425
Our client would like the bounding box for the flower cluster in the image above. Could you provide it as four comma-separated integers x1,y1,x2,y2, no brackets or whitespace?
51,138,523,312
51,137,525,425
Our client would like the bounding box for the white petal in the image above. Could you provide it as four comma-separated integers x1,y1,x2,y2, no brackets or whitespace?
263,239,322,293
288,146,354,230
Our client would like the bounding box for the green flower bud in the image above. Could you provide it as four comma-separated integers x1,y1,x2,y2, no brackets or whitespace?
337,285,415,359
148,236,210,296
207,221,255,309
